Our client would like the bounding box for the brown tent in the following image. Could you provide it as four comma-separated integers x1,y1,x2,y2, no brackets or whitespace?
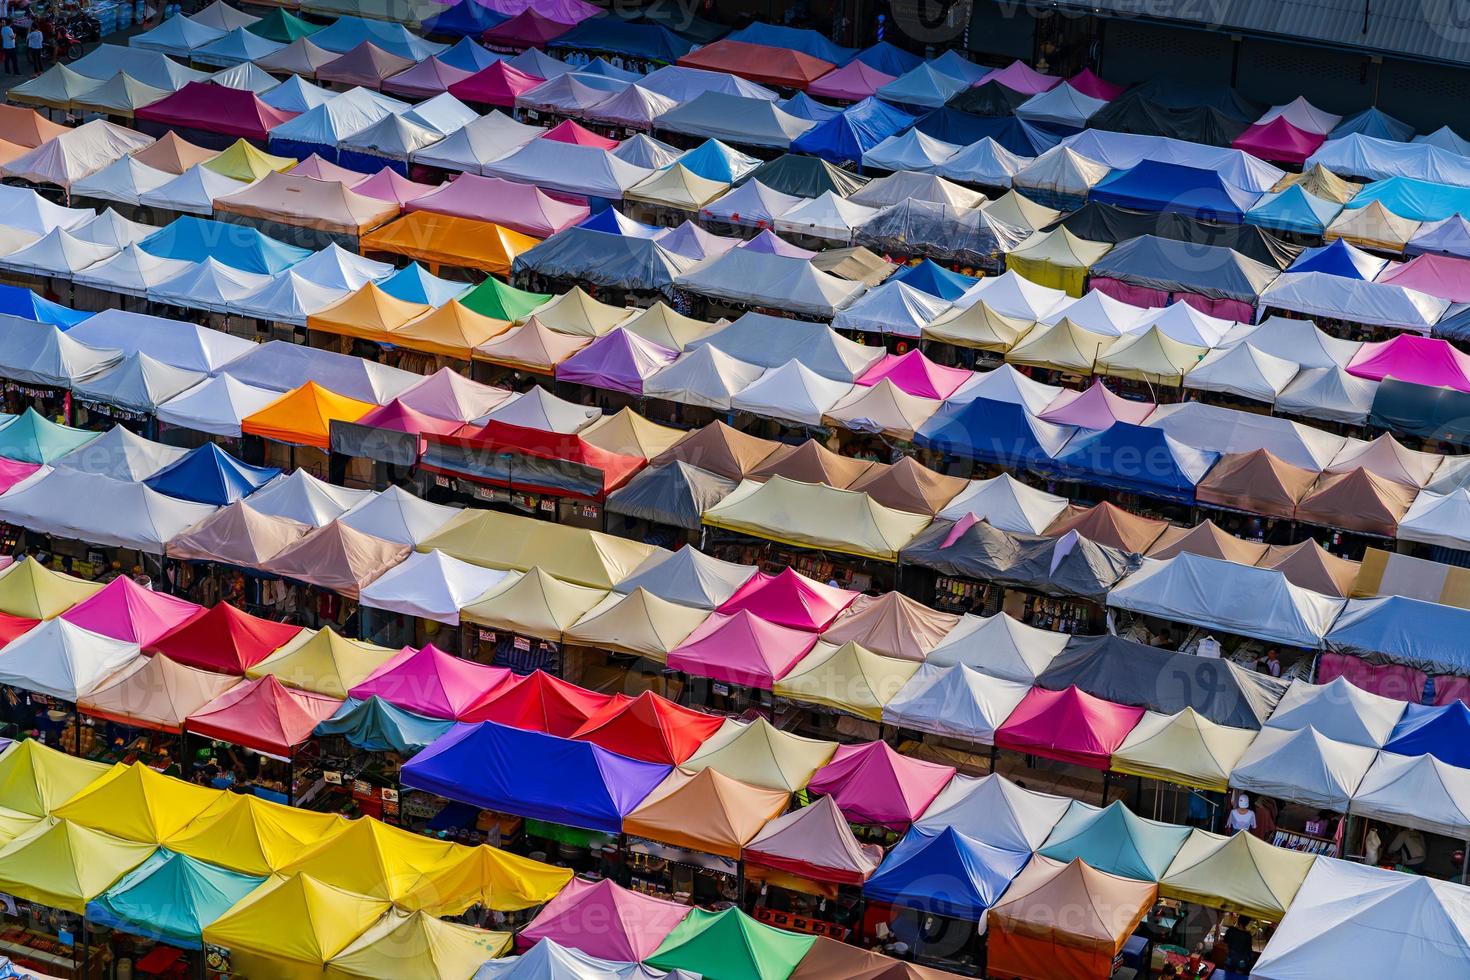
819,592,959,663
848,456,967,516
166,501,312,568
1195,449,1316,521
749,440,881,489
1145,519,1270,566
1294,467,1416,538
1259,539,1359,598
130,130,217,175
1044,501,1168,554
261,520,410,598
315,42,415,89
650,420,777,481
622,767,789,859
213,171,398,237
789,938,971,980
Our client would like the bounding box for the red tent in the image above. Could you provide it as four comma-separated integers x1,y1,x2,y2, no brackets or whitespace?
460,669,625,736
135,81,298,142
677,39,835,91
448,62,544,107
572,691,724,765
348,643,511,720
147,602,303,674
424,420,646,498
542,119,619,150
1231,117,1324,166
185,675,342,757
0,611,38,646
481,10,575,51
806,741,955,829
995,685,1145,771
716,567,858,632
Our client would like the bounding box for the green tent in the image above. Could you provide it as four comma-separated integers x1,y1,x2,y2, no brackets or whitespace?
1037,799,1191,883
645,907,816,980
246,8,321,43
87,850,265,949
0,408,101,464
459,276,550,324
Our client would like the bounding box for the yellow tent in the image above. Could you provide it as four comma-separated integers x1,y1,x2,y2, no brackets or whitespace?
242,381,376,450
279,817,467,909
202,138,296,181
246,626,399,699
1324,199,1420,253
1109,708,1258,793
923,301,1035,352
417,508,663,589
0,556,103,618
202,873,391,980
166,792,349,876
397,844,573,915
1272,163,1360,204
774,640,920,722
1005,228,1113,297
682,717,836,792
563,587,710,661
458,568,607,643
619,303,720,350
0,739,110,817
388,300,512,360
579,407,689,459
625,163,729,211
52,761,219,844
526,286,629,337
325,909,512,979
308,282,431,344
1006,318,1112,374
702,476,932,562
0,808,41,847
0,817,155,913
982,190,1061,232
1159,828,1315,920
1096,326,1207,385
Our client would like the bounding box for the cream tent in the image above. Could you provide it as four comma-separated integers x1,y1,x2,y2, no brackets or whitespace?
562,588,708,662
925,613,1068,683
1096,326,1208,385
773,640,920,722
458,568,606,644
525,287,629,338
1229,725,1377,812
820,592,958,662
982,188,1061,232
1005,317,1111,374
0,618,142,701
1158,829,1315,921
1325,199,1420,253
922,301,1034,352
617,303,721,351
914,772,1071,853
1110,708,1258,793
1326,433,1443,488
246,627,398,699
730,360,853,427
881,663,1031,744
643,346,765,412
624,163,729,211
214,170,398,238
1350,751,1470,840
358,550,510,626
0,119,154,189
1184,343,1301,404
612,544,756,610
702,476,931,562
823,379,941,441
1011,145,1111,207
1264,676,1406,748
69,72,171,119
936,474,1069,535
682,717,837,793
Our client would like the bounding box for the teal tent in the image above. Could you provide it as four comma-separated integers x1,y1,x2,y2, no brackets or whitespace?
0,408,101,464
314,696,455,754
87,850,265,949
1037,800,1190,882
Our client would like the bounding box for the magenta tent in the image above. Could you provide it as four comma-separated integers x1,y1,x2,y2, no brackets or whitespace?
478,0,600,22
742,795,883,886
555,328,677,396
352,168,439,207
352,399,463,446
448,62,544,107
1038,380,1156,428
856,350,972,399
543,119,619,149
482,9,575,51
1068,68,1125,101
1376,253,1470,303
0,459,40,493
61,576,204,646
806,741,954,829
135,81,298,143
807,61,895,101
667,610,820,688
1347,333,1470,391
1231,117,1324,165
382,57,474,100
980,60,1063,95
716,568,859,632
516,877,690,960
995,685,1144,771
407,173,588,237
347,642,512,719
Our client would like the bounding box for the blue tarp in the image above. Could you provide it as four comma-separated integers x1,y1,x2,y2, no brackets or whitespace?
780,91,840,123
577,58,644,81
790,97,915,165
139,217,311,275
864,827,1030,918
579,207,663,238
378,262,470,306
1331,106,1415,142
144,442,281,506
1090,160,1260,224
1326,595,1470,676
0,284,89,328
307,15,445,61
1345,175,1470,222
890,259,977,301
1046,423,1219,505
550,18,693,63
1286,238,1386,280
911,108,1056,156
1036,801,1190,882
914,397,1075,472
87,851,264,950
1384,702,1470,767
422,0,507,37
400,721,672,833
725,23,856,65
314,697,455,754
877,64,970,109
674,138,761,182
856,41,922,76
1244,185,1343,236
438,37,500,72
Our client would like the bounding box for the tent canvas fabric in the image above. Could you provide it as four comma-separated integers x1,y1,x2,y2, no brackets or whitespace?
1228,724,1378,812
147,602,302,674
995,685,1144,770
517,878,691,962
806,741,955,829
87,849,264,950
742,794,882,885
1110,708,1258,793
881,663,1031,745
681,717,836,793
459,669,620,736
645,907,816,980
312,696,454,754
864,826,1029,918
1037,800,1190,882
348,643,510,721
185,675,344,757
622,766,789,859
703,476,932,562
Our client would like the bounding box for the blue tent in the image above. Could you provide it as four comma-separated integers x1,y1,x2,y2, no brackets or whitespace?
674,139,761,183
1244,185,1343,236
1047,423,1218,505
314,697,455,754
1331,106,1415,142
725,23,856,65
891,259,978,301
780,91,841,123
87,850,264,949
400,721,672,833
438,37,500,72
578,58,644,82
864,827,1029,918
0,284,89,328
139,218,311,275
1286,238,1386,280
912,108,1055,156
856,41,922,77
144,442,281,506
791,97,915,165
1344,175,1470,223
579,207,664,238
1090,160,1260,224
1326,595,1470,677
422,0,507,37
877,64,970,110
1037,801,1190,882
378,262,470,306
1384,702,1470,768
914,397,1075,471
550,18,693,63
307,15,444,61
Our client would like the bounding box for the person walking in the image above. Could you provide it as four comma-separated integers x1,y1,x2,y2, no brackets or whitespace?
25,23,42,76
0,21,16,76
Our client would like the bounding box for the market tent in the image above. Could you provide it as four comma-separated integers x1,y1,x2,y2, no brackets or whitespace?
623,766,788,858
704,477,930,562
246,627,398,699
994,685,1144,770
0,556,101,620
134,82,294,145
924,613,1068,684
747,440,878,490
1260,271,1445,332
562,587,709,664
790,98,915,166
1155,828,1314,922
0,740,108,817
666,609,819,689
1229,724,1378,811
1325,432,1442,488
1047,422,1218,505
408,173,587,238
1384,702,1470,768
457,567,608,644
805,741,953,829
1091,160,1260,223
87,849,264,950
1348,333,1470,389
687,311,883,383
881,663,1031,744
52,761,217,843
147,601,302,673
844,456,966,518
1325,199,1421,253
612,544,756,610
186,675,343,757
1143,400,1343,472
242,381,375,450
1326,594,1470,678
605,461,736,531
142,441,279,506
324,909,510,979
567,691,720,767
460,669,619,736
1110,707,1257,792
165,500,311,568
71,154,172,206
818,591,958,662
775,637,912,726
1245,185,1343,235
70,353,204,415
1041,500,1169,553
864,826,1029,918
74,651,234,733
731,359,852,426
0,468,217,554
1037,799,1189,881
213,170,398,237
742,793,882,887
1183,342,1300,404
0,818,156,915
139,216,312,274
1349,751,1470,841
877,64,970,109
1294,466,1417,537
1005,227,1112,296
1378,251,1470,303
358,550,508,627
518,877,689,963
317,697,446,753
1232,117,1325,165
50,424,181,485
645,907,815,980
933,475,1068,537
482,139,653,199
348,643,509,721
1010,146,1111,208
60,575,200,647
682,717,836,793
394,367,511,423
787,940,980,980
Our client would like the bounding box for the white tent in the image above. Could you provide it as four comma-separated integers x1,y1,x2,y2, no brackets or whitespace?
70,243,195,299
956,269,1069,320
1016,83,1107,129
925,613,1069,683
339,114,446,164
479,386,600,433
881,662,1031,743
1144,401,1345,471
1260,271,1448,333
1264,676,1406,748
862,129,960,173
208,60,280,93
260,75,332,114
482,140,652,200
148,258,273,314
1274,365,1378,426
1229,725,1377,812
675,249,866,319
476,938,686,980
285,243,393,292
689,312,884,381
1252,859,1470,979
951,363,1062,414
1218,314,1362,370
66,309,253,374
1011,145,1111,204
913,771,1071,852
613,543,756,610
138,164,245,217
730,360,853,426
1039,289,1150,335
154,372,281,438
54,424,186,481
643,345,765,413
245,469,373,528
0,468,217,553
231,272,349,326
70,156,172,207
338,485,460,547
772,191,879,243
698,180,804,228
1258,96,1342,135
1184,343,1301,404
0,618,142,701
0,228,117,278
832,281,950,338
1129,302,1234,347
1061,129,1284,192
934,137,1031,188
1415,125,1470,156
360,549,510,625
0,185,92,236
935,473,1069,535
1399,488,1470,551
409,111,543,175
0,317,121,388
0,119,154,189
1107,553,1345,649
71,209,157,249
71,352,205,413
128,14,224,56
1350,752,1470,840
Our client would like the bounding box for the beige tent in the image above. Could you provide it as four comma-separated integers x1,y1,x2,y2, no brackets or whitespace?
215,171,399,237
1006,317,1111,374
773,640,920,721
749,440,880,489
261,521,410,599
387,300,511,361
563,587,709,661
245,627,399,699
1258,539,1359,598
982,189,1061,232
1109,708,1258,792
526,286,629,337
1195,449,1317,521
458,567,607,642
619,302,721,350
703,476,932,562
1044,501,1169,554
1325,200,1420,253
1158,828,1315,921
923,300,1035,352
651,420,778,481
1272,163,1360,204
682,717,837,792
622,767,788,859
1145,519,1271,566
625,163,729,212
78,654,238,733
166,500,312,567
1096,326,1207,385
820,592,958,662
823,379,941,442
1005,227,1113,297
578,407,688,459
473,315,589,374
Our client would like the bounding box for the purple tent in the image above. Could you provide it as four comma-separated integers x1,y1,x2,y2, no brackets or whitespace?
978,60,1063,96
555,327,677,395
739,228,815,258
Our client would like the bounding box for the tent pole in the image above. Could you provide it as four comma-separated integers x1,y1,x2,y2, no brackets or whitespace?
1462,841,1469,884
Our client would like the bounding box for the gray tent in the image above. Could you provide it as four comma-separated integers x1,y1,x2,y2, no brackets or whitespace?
654,91,815,149
613,542,757,609
1088,234,1280,304
854,198,1026,265
511,227,698,297
606,460,737,530
901,520,1137,603
686,311,884,381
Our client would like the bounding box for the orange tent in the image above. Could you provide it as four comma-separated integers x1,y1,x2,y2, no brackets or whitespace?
242,381,375,449
388,300,512,360
0,105,67,148
359,211,539,276
307,282,429,344
622,767,789,859
131,130,217,175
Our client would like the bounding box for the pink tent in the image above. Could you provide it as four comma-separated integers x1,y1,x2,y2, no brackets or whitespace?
448,62,544,108
476,0,600,22
1347,333,1470,392
667,609,820,688
856,350,972,399
407,173,589,237
1231,118,1324,165
716,568,858,632
352,168,440,207
61,576,204,646
482,9,576,51
1067,68,1125,101
381,56,474,100
542,119,619,150
516,877,690,960
0,459,40,493
807,61,895,101
1038,380,1156,428
742,795,883,885
978,60,1062,95
292,155,367,183
353,399,463,440
397,366,513,422
806,741,955,829
348,642,512,719
1376,253,1470,303
995,685,1144,771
